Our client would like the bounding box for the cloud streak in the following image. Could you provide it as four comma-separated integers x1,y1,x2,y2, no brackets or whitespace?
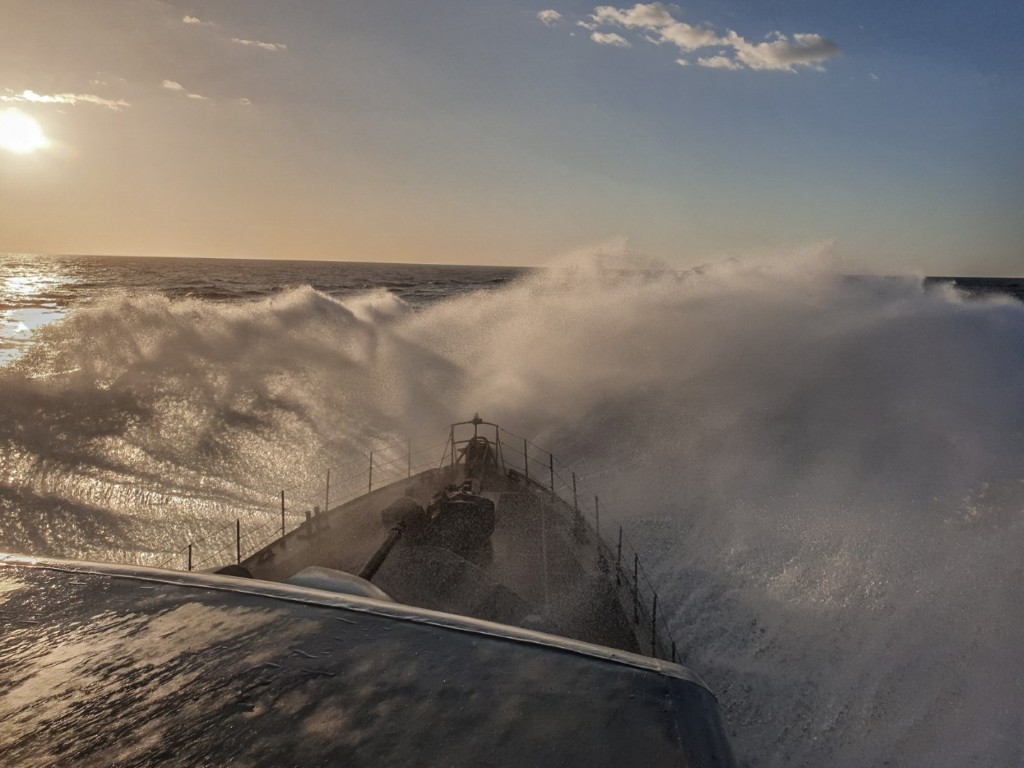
544,3,839,73
0,89,129,111
181,14,286,54
231,37,287,52
162,80,208,102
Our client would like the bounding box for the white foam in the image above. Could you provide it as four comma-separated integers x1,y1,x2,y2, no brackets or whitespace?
3,249,1023,764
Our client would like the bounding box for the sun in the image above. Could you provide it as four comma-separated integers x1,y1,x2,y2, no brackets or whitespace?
0,109,48,154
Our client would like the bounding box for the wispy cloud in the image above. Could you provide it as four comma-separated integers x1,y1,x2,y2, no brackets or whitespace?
162,80,208,101
231,37,287,52
697,55,741,71
0,89,129,111
537,10,563,27
182,15,286,54
545,3,839,73
591,31,631,48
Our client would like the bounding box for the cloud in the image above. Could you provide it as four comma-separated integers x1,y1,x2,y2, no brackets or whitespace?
0,89,128,111
231,37,287,52
592,3,677,28
726,30,839,72
591,31,631,47
582,3,839,73
182,14,286,56
657,22,723,52
162,80,208,101
698,55,742,70
537,10,563,26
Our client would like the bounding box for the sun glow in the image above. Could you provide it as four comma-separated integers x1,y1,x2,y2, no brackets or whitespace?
0,109,47,154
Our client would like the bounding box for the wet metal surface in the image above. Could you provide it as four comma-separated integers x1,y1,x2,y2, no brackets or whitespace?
0,557,733,767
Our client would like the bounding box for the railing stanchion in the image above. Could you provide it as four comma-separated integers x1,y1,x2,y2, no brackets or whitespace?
325,469,330,514
523,439,529,480
549,453,555,494
281,489,286,538
540,497,550,614
236,518,241,564
651,593,658,656
187,543,192,572
616,526,623,585
368,451,374,493
633,553,639,625
450,426,455,467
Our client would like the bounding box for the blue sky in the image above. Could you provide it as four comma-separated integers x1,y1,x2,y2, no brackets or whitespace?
0,0,1021,273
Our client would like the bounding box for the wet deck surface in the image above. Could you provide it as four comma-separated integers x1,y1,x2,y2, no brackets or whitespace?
244,468,640,654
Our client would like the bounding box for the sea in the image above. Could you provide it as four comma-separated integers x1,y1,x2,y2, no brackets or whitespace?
3,251,1024,767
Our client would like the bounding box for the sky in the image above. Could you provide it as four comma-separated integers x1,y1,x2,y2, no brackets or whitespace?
0,0,1022,274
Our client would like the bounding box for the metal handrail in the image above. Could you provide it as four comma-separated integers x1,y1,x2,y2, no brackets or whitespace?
159,420,680,664
489,424,681,664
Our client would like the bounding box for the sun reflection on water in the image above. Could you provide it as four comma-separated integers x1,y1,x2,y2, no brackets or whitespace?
0,255,79,365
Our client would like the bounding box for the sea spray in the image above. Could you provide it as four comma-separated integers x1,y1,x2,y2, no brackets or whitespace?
0,286,461,563
2,251,1024,765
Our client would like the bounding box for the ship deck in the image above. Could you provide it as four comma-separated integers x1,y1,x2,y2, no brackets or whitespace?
242,464,641,654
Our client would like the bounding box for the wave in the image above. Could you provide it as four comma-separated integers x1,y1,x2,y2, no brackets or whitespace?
2,249,1023,765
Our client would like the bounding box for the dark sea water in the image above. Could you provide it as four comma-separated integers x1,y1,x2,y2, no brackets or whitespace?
3,251,1024,767
0,253,526,364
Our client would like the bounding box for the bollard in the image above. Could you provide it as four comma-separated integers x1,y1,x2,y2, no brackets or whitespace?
236,518,241,564
187,543,192,572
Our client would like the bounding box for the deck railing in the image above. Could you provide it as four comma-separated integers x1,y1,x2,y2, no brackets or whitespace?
445,419,682,665
155,440,448,572
158,420,682,665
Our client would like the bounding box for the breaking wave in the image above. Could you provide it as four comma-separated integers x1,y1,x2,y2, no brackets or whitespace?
2,247,1024,766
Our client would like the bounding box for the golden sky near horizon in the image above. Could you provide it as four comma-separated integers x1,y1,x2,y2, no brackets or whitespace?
1,0,1022,272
